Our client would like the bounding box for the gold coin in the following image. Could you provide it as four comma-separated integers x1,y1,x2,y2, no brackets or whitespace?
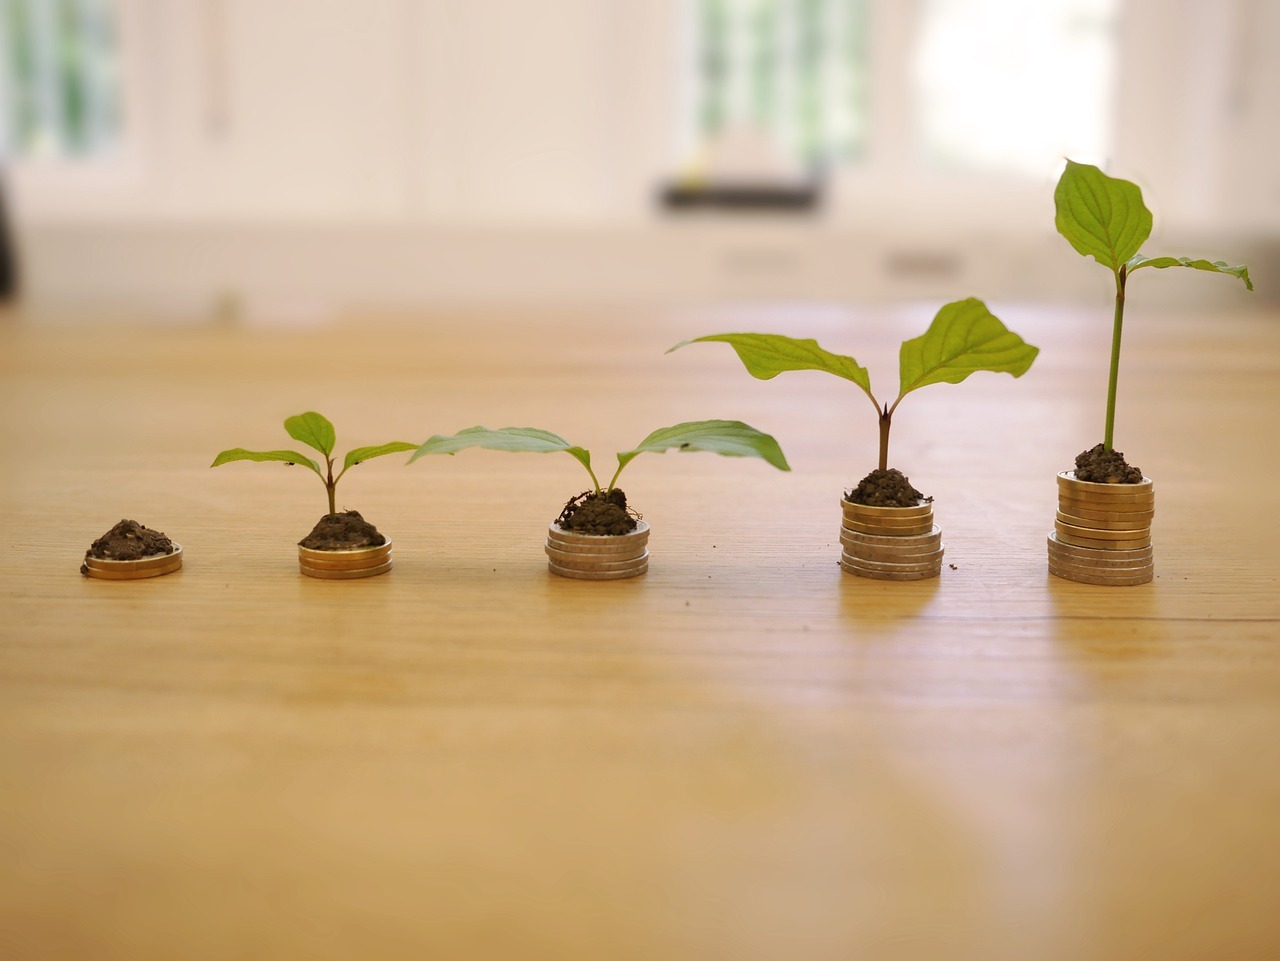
842,543,946,563
82,545,184,580
298,540,393,566
842,518,935,536
298,554,395,572
840,559,941,580
548,558,648,580
1049,563,1153,586
1056,503,1156,523
1052,528,1151,551
840,551,944,574
300,559,393,579
1055,511,1152,532
1048,549,1155,571
1054,519,1150,541
1046,532,1152,562
543,548,650,571
1057,471,1153,493
840,499,933,519
1049,556,1154,578
544,542,646,564
841,524,942,550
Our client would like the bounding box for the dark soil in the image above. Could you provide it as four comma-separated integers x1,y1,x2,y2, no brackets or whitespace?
845,468,930,507
1074,444,1143,484
82,519,174,573
299,510,387,550
556,489,638,536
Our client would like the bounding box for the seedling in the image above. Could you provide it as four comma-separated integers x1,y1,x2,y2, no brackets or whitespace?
669,298,1038,484
212,411,416,515
1054,160,1252,452
412,420,788,488
412,420,788,530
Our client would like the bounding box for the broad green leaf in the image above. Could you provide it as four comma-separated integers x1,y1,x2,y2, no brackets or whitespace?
898,298,1039,398
210,448,322,477
343,441,418,471
669,333,872,394
410,426,593,475
285,411,336,456
1127,254,1253,291
614,420,791,476
1054,160,1152,272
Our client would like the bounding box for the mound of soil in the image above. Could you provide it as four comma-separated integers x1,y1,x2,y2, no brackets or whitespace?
557,489,638,536
299,510,386,550
845,468,929,507
85,519,174,561
1074,444,1143,484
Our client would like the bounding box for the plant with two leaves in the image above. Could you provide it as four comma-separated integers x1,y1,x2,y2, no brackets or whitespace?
212,411,416,516
1054,160,1252,455
669,298,1039,496
411,420,789,531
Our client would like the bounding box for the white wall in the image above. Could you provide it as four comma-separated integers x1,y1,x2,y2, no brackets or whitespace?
7,0,1277,319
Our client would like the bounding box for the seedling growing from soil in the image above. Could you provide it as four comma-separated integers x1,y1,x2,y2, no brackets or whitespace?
411,420,789,534
212,411,416,516
669,299,1038,503
1054,160,1252,479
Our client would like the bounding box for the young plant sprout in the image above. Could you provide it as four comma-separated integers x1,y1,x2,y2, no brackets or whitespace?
1054,160,1252,471
411,420,789,533
669,299,1038,502
212,411,416,516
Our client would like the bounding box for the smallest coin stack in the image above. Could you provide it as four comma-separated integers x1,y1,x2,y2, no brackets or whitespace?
839,499,943,581
546,521,650,580
298,539,393,579
82,545,183,580
1048,472,1154,586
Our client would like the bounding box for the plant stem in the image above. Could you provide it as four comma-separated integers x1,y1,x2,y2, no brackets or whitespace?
878,405,891,473
325,457,337,515
1105,264,1128,451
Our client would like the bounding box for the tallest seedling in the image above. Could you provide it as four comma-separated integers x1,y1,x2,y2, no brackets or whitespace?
1054,160,1253,451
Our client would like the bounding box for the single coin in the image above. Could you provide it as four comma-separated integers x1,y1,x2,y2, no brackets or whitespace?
82,545,184,580
840,559,941,580
543,548,650,571
548,558,648,580
298,540,393,565
1055,511,1152,532
841,499,934,519
1049,563,1153,586
1046,532,1152,562
842,543,946,564
298,553,395,572
1057,496,1155,517
1052,529,1151,551
1056,503,1156,523
1048,557,1154,579
840,524,942,547
1048,549,1155,571
840,551,944,574
1054,519,1151,541
545,538,650,557
1054,473,1157,496
544,542,646,564
547,521,649,546
842,518,935,536
300,559,393,579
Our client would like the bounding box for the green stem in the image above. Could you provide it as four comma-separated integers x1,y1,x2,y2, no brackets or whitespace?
325,457,337,515
1105,264,1127,451
586,462,604,495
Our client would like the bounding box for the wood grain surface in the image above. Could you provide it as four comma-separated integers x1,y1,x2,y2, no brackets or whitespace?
1,302,1278,961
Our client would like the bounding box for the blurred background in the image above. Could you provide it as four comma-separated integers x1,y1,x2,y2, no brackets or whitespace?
0,0,1275,324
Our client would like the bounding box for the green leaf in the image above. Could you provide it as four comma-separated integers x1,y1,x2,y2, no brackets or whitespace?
1054,160,1152,272
410,426,593,475
210,448,323,477
898,298,1039,399
1127,254,1253,291
342,442,418,471
284,411,336,456
614,420,790,477
669,333,872,394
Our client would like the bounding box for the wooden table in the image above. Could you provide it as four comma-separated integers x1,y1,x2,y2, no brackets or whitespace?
2,303,1278,960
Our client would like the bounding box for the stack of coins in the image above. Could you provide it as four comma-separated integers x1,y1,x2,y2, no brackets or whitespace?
1048,472,1154,585
839,500,944,580
82,545,183,580
545,521,649,580
298,539,393,579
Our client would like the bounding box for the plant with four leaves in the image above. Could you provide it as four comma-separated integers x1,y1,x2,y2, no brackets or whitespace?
411,420,790,532
669,298,1039,500
1054,160,1252,459
212,411,416,516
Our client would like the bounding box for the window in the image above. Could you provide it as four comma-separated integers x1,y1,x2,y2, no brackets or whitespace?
682,0,1117,184
1,0,123,159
